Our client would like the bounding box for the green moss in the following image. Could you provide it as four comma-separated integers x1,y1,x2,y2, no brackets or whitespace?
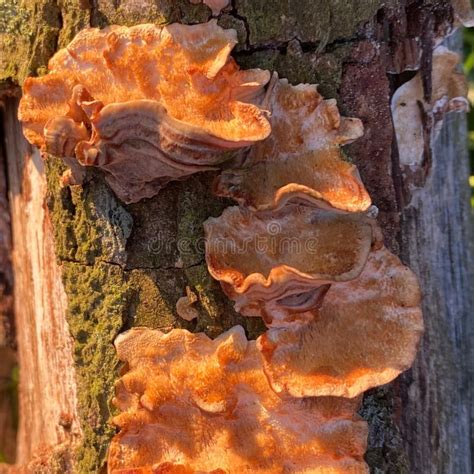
57,0,91,47
0,0,88,83
127,269,186,330
71,175,132,265
46,158,132,266
0,0,62,84
62,261,130,473
176,174,230,268
45,158,78,261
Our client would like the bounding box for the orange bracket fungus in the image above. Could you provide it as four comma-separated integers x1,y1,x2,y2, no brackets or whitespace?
258,247,424,398
17,18,426,470
204,204,378,325
108,326,369,473
201,37,422,453
18,21,271,203
214,77,371,213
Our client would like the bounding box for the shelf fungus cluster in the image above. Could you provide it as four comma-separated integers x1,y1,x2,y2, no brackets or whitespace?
107,69,423,472
19,20,424,474
204,76,423,405
18,21,271,203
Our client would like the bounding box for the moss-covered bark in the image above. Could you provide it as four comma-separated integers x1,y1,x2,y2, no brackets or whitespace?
0,0,462,472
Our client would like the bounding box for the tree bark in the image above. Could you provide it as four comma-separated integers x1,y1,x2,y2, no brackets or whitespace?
0,1,472,473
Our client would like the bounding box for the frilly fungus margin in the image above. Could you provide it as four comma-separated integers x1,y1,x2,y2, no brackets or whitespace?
18,21,271,203
205,77,424,404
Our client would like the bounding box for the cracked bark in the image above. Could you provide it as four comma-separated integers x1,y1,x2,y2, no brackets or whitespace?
0,0,472,473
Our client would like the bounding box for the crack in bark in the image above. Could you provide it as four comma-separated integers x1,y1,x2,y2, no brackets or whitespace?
58,256,206,272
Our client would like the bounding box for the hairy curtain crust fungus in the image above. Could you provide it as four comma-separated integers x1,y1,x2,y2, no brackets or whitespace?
392,46,468,171
214,77,371,213
257,247,423,399
204,204,378,324
109,326,368,473
19,21,271,203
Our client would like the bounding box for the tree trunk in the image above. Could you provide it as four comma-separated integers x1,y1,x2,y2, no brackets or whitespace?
0,1,472,473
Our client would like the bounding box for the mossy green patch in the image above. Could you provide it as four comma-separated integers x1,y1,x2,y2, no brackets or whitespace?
46,158,132,266
57,0,91,47
62,261,130,473
127,269,186,330
176,173,230,268
70,175,132,265
0,0,61,84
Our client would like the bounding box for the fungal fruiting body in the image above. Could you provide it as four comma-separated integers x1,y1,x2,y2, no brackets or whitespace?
176,287,199,321
258,247,424,398
105,29,423,467
19,21,271,203
204,74,423,403
18,20,425,472
392,46,468,171
204,204,378,325
214,77,371,213
108,326,368,474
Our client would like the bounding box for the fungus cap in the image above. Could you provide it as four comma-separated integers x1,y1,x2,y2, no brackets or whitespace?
214,77,371,213
108,326,368,473
204,204,377,324
257,247,424,398
19,21,271,203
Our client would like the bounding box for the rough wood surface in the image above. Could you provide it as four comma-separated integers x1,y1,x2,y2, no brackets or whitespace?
398,89,473,473
0,98,81,471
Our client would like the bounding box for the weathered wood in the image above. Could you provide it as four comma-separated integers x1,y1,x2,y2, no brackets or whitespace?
397,78,473,473
1,98,81,471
